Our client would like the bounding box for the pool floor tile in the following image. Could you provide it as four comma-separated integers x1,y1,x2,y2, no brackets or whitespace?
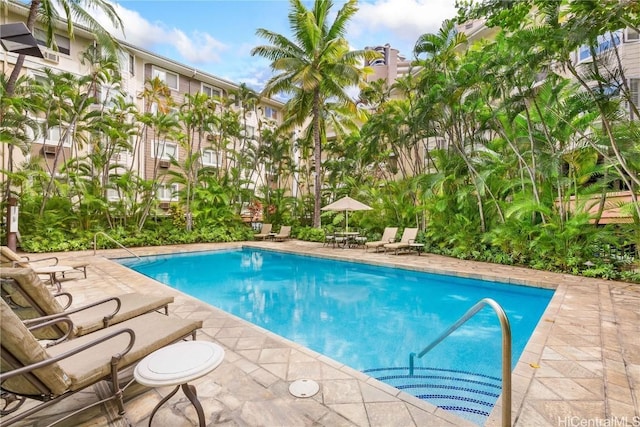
6,241,638,427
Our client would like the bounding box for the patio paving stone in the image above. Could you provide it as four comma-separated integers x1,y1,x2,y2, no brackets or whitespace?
4,240,638,426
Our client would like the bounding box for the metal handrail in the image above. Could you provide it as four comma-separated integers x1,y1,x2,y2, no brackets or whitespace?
409,298,512,427
93,231,140,260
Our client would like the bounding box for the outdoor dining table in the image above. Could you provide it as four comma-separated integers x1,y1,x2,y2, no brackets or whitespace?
334,231,360,248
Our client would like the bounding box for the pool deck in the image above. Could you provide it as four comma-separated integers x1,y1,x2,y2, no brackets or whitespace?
7,240,639,426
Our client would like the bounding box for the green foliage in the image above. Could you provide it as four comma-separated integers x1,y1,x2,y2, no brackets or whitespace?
295,226,325,243
4,2,640,287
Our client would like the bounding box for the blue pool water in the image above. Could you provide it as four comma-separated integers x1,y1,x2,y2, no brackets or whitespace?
119,248,553,425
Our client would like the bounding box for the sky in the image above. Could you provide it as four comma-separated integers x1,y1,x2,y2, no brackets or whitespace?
101,0,459,91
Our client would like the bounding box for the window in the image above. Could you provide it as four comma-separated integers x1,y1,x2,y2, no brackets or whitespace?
94,84,119,108
263,106,278,120
577,31,622,63
39,124,72,147
201,149,221,167
153,141,178,160
157,183,179,201
33,29,70,55
151,66,178,90
625,28,639,42
112,150,130,165
129,54,135,76
106,189,121,201
30,72,48,85
201,84,221,98
149,101,177,116
578,45,591,62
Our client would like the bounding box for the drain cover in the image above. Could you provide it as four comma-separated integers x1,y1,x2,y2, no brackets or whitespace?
289,379,319,398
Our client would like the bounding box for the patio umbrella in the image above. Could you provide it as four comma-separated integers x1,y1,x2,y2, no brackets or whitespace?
321,196,372,231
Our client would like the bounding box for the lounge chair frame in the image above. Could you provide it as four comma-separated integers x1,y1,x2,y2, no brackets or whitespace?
383,227,419,255
254,223,273,240
0,303,201,426
272,225,291,242
365,227,398,252
1,268,172,338
1,319,136,425
1,246,88,279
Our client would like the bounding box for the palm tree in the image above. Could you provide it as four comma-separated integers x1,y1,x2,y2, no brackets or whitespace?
5,0,123,96
251,0,371,227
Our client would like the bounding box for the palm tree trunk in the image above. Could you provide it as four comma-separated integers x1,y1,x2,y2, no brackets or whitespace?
312,90,322,228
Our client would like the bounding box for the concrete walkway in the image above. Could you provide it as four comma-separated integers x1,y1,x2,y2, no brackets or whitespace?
6,240,639,426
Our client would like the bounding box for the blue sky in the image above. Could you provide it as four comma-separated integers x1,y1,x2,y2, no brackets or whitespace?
103,1,458,90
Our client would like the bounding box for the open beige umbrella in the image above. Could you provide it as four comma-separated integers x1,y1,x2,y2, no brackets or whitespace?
321,196,372,231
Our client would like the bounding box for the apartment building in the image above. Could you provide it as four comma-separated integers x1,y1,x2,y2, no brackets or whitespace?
1,1,285,208
457,18,640,121
363,44,412,87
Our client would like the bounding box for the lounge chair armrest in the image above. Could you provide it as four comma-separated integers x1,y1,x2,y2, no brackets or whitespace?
0,328,136,382
53,292,73,310
19,256,60,266
18,296,122,328
26,317,76,345
22,311,74,327
62,296,122,322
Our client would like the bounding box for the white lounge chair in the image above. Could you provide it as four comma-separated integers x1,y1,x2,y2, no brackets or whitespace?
383,227,418,255
254,223,273,240
0,298,202,426
272,226,291,241
1,267,174,339
1,246,89,279
365,227,398,252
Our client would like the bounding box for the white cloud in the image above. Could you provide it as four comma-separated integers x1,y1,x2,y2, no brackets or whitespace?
170,29,227,64
350,0,457,47
97,2,228,65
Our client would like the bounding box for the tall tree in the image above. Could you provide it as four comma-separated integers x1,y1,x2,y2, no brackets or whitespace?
251,0,371,227
5,0,123,96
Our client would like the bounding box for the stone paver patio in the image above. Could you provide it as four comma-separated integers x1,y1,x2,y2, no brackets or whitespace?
4,240,639,426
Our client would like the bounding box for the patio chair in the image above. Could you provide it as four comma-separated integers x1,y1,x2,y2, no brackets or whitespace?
253,223,273,240
0,298,202,427
323,229,336,247
1,267,173,340
1,246,89,279
365,227,398,252
383,227,419,255
351,232,368,249
331,229,349,248
272,225,291,242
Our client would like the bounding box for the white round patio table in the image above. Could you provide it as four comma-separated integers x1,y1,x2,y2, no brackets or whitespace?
134,341,225,427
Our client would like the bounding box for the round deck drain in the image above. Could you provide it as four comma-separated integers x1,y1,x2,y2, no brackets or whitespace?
289,379,319,398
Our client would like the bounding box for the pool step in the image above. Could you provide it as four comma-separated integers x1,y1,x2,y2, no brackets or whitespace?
363,367,502,425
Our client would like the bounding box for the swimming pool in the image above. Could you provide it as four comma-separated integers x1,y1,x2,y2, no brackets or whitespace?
119,248,553,425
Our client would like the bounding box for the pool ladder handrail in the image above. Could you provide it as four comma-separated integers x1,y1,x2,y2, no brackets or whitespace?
93,232,140,260
409,298,512,427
